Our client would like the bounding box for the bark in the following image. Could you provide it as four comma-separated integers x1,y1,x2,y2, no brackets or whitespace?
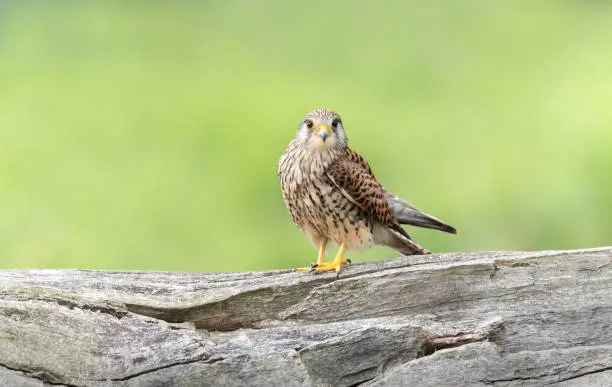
0,247,610,386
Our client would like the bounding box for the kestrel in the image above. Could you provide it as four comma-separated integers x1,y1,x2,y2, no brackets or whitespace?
278,108,456,275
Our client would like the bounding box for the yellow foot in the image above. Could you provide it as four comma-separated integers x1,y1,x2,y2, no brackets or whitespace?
296,259,351,273
296,241,349,277
311,259,350,274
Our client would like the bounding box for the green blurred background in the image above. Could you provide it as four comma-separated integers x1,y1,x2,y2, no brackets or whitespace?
1,1,610,272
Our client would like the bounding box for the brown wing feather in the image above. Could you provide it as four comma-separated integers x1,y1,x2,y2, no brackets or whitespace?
327,149,397,226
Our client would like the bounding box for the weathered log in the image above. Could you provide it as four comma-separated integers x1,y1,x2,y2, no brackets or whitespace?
0,248,610,386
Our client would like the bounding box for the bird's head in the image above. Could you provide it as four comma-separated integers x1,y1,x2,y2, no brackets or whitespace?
295,108,348,153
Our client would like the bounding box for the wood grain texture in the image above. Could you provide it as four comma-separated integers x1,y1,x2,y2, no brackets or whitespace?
0,248,611,386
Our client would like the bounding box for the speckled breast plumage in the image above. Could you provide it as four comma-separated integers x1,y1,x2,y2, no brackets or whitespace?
278,141,374,249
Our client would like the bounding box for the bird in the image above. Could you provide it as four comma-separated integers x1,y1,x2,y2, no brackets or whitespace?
278,108,456,276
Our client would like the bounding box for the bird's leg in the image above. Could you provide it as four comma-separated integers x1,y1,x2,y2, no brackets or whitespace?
296,241,327,272
315,240,327,266
312,242,348,276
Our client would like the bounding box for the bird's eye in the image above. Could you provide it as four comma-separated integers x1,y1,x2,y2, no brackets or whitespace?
331,119,341,129
304,120,314,129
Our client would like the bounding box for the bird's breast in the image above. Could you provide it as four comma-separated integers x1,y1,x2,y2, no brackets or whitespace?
279,144,373,248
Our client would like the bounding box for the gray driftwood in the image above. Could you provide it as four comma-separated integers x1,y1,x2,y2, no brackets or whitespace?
0,248,611,386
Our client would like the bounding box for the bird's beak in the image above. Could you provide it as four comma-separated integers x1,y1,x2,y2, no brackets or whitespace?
318,125,329,142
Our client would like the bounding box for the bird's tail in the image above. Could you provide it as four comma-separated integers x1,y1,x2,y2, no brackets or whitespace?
385,193,457,234
374,223,431,256
397,238,431,256
391,224,431,255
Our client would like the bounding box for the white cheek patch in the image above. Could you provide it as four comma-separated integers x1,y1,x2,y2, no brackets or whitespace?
296,130,309,142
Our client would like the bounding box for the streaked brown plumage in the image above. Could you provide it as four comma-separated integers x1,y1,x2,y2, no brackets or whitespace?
278,108,456,274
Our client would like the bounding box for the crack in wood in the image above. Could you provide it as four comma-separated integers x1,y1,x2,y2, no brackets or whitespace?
555,365,612,383
0,362,82,387
95,355,224,382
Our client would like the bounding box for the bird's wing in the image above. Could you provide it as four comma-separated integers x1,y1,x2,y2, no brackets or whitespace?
327,149,436,255
326,149,397,226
